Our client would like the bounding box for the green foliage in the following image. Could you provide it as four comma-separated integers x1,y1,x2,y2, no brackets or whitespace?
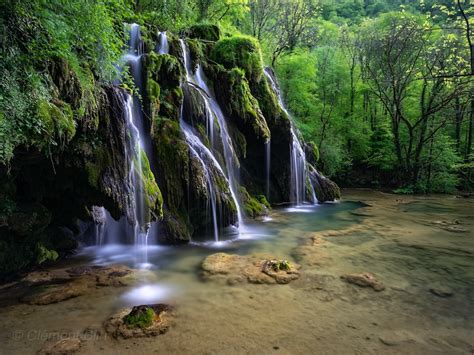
36,243,59,265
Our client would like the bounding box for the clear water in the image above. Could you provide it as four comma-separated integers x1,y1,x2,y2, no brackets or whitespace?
1,191,473,354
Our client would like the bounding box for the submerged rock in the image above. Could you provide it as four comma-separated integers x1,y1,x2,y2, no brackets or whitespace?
341,272,385,292
21,280,89,305
201,253,300,285
19,264,135,305
38,337,81,355
429,286,453,298
104,304,174,339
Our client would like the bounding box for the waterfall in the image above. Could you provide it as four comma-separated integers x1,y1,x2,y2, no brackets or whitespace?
90,24,157,267
157,31,169,55
264,68,317,205
265,139,271,201
179,39,244,239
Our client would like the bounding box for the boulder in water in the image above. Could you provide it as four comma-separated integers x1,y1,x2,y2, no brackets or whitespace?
201,253,300,285
104,304,174,339
341,272,385,292
309,165,340,203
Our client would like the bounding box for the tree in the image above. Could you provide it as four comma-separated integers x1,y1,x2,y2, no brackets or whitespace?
361,13,468,188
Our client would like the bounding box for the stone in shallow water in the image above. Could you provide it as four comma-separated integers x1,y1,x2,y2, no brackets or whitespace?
19,264,136,305
340,272,385,292
21,280,89,305
201,253,300,285
38,337,81,354
103,304,174,339
429,286,453,298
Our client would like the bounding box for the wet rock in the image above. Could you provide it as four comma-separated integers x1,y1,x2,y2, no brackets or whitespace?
341,272,385,292
103,304,174,339
19,264,135,305
430,220,468,233
202,253,300,285
21,280,88,305
378,331,417,346
430,286,453,298
38,338,81,354
38,338,81,355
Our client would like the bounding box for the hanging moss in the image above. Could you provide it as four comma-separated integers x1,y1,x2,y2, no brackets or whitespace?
37,99,76,149
211,35,264,83
221,68,270,142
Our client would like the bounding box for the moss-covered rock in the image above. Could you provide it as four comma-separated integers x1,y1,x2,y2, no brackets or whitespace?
308,165,341,203
211,35,264,83
187,24,220,42
134,148,163,221
37,99,76,148
305,142,319,165
124,306,155,328
239,186,268,218
145,52,183,126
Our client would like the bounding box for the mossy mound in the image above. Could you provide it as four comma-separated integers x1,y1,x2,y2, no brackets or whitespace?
187,24,220,42
124,306,155,328
211,35,264,83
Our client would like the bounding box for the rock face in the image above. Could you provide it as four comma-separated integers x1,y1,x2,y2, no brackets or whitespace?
341,272,385,292
0,24,340,276
201,253,300,285
309,165,341,203
104,304,174,339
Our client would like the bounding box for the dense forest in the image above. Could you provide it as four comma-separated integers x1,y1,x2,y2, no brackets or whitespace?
0,0,472,277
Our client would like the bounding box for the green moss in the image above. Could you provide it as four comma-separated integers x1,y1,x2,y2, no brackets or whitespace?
37,99,76,148
145,53,183,121
147,78,161,118
36,243,59,264
257,195,271,209
187,39,205,70
187,24,220,41
154,119,189,213
123,307,155,328
265,259,292,272
85,146,110,189
224,68,270,141
211,35,264,83
135,147,163,220
239,186,267,218
306,141,319,163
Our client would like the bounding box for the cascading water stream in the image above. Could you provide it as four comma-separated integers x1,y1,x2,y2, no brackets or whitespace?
92,24,157,267
179,39,244,239
265,139,271,201
157,31,169,55
264,68,317,205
